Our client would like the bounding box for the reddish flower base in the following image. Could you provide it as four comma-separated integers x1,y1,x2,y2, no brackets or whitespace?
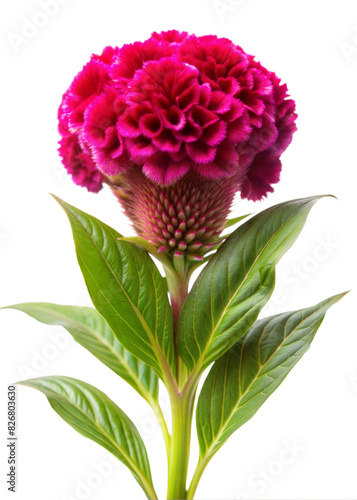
110,168,237,259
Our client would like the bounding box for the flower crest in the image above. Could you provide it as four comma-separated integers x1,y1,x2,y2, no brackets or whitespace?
58,30,297,200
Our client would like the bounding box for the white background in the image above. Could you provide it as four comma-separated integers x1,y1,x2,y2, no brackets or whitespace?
1,0,357,499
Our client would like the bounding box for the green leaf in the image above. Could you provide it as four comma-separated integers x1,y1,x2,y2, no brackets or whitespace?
196,293,346,465
20,376,157,499
7,302,158,404
52,196,175,383
224,213,252,228
178,196,326,374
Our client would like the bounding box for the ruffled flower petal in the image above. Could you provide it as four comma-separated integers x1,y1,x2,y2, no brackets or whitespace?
58,30,297,203
58,133,103,193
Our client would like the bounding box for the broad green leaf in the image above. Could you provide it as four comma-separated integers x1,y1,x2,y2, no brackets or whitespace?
7,303,158,404
178,196,326,374
196,293,346,465
20,376,157,499
52,196,175,382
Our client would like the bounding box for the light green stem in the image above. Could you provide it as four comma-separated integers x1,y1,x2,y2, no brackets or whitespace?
166,390,195,499
163,261,195,499
186,455,213,500
151,399,171,459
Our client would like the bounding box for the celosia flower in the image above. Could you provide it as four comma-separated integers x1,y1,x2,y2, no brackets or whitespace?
116,57,251,184
58,133,104,193
58,31,297,257
58,93,104,193
62,60,111,132
84,89,130,176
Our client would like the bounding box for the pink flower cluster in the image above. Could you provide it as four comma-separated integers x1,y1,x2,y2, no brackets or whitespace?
58,31,297,200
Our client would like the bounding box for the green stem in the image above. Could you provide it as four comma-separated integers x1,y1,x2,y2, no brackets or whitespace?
186,455,213,500
163,260,195,499
166,390,195,499
164,262,190,387
151,399,171,459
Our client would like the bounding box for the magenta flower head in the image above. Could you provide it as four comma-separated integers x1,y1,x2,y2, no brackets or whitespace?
58,30,297,261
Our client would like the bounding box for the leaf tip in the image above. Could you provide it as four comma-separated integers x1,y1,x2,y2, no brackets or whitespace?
15,379,32,388
334,290,350,302
51,193,69,210
49,192,61,202
0,304,20,312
